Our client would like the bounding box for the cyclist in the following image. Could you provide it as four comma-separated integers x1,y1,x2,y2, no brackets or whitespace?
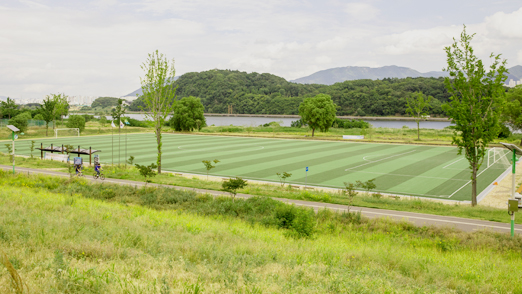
75,164,82,176
94,163,101,177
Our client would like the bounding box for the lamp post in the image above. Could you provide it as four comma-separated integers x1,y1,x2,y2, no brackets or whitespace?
500,143,522,237
6,125,20,174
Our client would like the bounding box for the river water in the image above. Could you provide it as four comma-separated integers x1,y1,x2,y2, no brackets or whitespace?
116,114,452,129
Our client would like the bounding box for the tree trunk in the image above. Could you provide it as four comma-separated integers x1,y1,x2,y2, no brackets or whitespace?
417,121,420,140
471,164,477,206
46,123,48,137
156,125,162,174
312,128,315,137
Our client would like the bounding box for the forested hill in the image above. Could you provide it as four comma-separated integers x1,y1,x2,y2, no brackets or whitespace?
128,69,451,116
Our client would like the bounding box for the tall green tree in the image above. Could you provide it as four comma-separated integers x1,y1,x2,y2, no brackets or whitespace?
405,91,432,140
298,94,337,137
0,97,18,119
111,99,126,128
170,96,206,131
442,26,508,206
53,94,69,127
502,85,522,145
139,50,177,174
39,96,57,137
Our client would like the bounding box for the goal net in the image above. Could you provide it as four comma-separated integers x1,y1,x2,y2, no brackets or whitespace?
55,128,80,138
486,147,511,170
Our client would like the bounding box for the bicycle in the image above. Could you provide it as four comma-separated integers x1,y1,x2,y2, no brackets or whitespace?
93,171,105,180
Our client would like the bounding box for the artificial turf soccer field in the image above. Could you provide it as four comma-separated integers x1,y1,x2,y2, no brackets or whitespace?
11,133,512,201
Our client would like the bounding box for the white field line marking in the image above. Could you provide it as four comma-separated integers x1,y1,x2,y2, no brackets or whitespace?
178,146,264,151
345,150,417,171
296,203,522,231
443,158,465,169
345,170,468,182
448,152,509,198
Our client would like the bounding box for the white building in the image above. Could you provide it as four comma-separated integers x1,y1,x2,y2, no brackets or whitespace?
507,78,522,88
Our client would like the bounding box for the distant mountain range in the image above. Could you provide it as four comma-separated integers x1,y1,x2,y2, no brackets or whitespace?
290,65,522,85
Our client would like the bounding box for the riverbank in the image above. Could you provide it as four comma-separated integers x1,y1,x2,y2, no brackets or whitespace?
116,111,450,122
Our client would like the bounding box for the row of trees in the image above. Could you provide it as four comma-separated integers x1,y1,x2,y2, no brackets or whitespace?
2,94,70,135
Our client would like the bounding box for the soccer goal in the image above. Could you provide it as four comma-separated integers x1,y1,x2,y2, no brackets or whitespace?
487,147,511,169
54,128,80,138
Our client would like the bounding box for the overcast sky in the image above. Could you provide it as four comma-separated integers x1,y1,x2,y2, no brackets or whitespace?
1,0,522,99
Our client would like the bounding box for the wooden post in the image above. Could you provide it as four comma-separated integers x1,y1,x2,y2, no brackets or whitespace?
89,147,92,165
51,144,53,153
41,143,43,159
62,144,64,154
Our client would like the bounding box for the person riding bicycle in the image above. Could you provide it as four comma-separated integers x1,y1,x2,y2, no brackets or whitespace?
94,163,101,176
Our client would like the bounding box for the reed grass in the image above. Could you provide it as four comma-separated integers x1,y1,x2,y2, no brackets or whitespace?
1,172,522,292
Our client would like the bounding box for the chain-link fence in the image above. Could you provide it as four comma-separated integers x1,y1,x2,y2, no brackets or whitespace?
0,119,46,128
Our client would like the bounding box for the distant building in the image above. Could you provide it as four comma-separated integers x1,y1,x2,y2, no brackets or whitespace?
507,78,522,88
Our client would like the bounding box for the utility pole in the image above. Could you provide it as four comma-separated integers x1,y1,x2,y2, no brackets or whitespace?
501,143,522,237
6,125,20,174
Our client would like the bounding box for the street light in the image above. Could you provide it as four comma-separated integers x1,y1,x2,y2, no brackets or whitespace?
500,142,522,237
6,125,20,174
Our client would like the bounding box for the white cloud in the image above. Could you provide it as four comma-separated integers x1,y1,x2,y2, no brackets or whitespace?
315,56,332,64
484,7,522,39
344,3,379,21
376,26,460,55
0,1,521,98
316,37,347,50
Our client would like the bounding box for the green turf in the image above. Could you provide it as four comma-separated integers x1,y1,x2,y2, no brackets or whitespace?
6,133,512,201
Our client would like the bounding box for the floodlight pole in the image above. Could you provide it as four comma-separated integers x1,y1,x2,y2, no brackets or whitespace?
511,149,517,237
11,130,15,174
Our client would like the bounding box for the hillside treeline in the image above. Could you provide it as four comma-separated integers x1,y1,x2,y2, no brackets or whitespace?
129,69,451,116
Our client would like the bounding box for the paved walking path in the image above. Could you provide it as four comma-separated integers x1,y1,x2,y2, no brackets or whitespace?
3,164,522,235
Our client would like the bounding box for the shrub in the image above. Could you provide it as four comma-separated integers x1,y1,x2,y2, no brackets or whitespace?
125,118,148,127
222,177,247,200
8,112,31,132
82,114,95,123
273,205,315,239
332,118,370,129
33,113,44,120
135,163,157,183
66,115,86,132
290,119,306,128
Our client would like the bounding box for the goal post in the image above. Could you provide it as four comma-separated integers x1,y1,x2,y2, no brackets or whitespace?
54,128,80,138
487,147,511,169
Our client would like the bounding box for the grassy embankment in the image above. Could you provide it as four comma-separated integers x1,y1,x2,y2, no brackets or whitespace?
1,170,522,293
0,154,519,225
